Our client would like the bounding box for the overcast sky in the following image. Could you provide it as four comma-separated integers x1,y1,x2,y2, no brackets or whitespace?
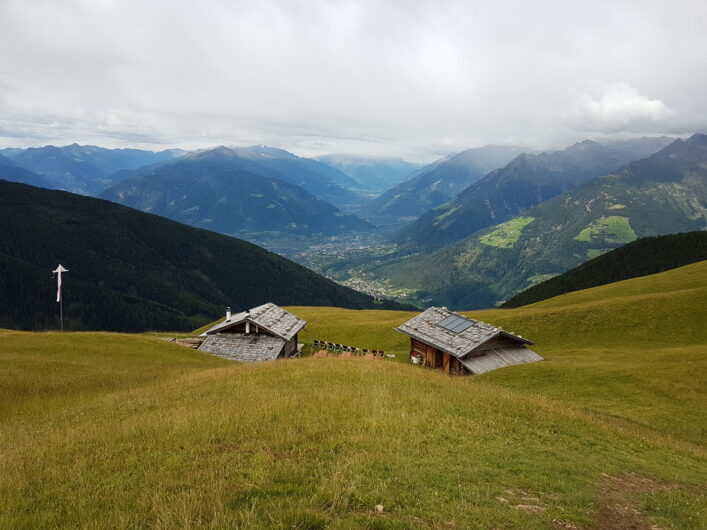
0,0,705,162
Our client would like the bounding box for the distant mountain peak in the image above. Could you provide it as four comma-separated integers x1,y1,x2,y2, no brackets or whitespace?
188,146,240,160
571,139,603,149
686,132,707,146
232,145,299,160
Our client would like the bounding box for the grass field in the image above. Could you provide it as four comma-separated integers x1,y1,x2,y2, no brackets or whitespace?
574,215,637,244
1,261,706,528
479,216,535,248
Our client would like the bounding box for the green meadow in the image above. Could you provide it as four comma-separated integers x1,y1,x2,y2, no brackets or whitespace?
574,215,637,245
479,216,535,248
1,261,706,528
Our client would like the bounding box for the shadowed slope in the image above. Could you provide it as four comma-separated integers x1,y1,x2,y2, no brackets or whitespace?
0,181,402,332
502,231,707,307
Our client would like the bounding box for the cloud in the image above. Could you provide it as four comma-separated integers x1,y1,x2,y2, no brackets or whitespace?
0,0,705,160
566,83,675,134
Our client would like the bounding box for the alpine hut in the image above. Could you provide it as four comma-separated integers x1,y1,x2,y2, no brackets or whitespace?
198,303,306,362
395,307,541,375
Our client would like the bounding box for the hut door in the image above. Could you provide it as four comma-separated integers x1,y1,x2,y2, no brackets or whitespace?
443,353,450,374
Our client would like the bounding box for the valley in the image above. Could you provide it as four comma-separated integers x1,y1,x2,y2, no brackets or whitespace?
4,134,703,313
352,134,707,309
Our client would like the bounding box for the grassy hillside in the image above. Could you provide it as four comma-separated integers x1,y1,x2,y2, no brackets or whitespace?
1,263,705,528
0,180,405,333
503,231,707,307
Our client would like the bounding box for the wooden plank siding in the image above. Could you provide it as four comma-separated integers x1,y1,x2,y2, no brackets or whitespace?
411,338,469,375
411,338,428,356
450,356,467,376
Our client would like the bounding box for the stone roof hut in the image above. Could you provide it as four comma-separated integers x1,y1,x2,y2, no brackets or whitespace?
395,307,542,375
198,303,306,362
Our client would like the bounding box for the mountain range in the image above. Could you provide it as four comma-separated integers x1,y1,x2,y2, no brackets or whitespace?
100,147,372,238
0,143,183,194
0,180,409,332
371,145,524,218
0,153,58,189
316,154,420,192
395,137,675,249
371,134,707,309
225,145,363,206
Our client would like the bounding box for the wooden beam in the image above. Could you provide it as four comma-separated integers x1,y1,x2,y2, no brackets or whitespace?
427,345,436,368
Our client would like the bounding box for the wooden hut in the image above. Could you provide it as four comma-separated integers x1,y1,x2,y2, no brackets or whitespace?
198,303,306,362
395,307,541,375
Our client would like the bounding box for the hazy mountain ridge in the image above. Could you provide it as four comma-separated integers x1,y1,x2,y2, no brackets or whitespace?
396,136,676,249
100,149,372,238
219,145,363,205
1,143,183,194
0,153,59,189
371,145,524,218
372,134,707,309
0,180,407,332
316,154,420,192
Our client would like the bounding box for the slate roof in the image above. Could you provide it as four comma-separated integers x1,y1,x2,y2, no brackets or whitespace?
198,333,286,362
459,346,543,375
201,303,306,341
395,306,533,358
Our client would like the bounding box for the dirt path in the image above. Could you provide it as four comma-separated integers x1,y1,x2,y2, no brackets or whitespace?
593,473,669,529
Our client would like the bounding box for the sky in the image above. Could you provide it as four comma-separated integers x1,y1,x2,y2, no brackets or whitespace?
0,0,705,162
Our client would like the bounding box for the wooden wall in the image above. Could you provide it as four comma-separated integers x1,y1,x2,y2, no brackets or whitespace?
410,338,468,376
280,333,299,358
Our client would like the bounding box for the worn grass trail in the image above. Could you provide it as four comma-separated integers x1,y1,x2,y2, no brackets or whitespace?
0,261,705,528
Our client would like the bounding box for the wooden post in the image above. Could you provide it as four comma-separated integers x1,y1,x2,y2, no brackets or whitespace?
427,345,436,368
443,353,450,375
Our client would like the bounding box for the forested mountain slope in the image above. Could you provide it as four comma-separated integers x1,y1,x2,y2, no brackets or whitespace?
502,231,707,307
100,149,371,238
226,145,363,205
0,181,404,332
